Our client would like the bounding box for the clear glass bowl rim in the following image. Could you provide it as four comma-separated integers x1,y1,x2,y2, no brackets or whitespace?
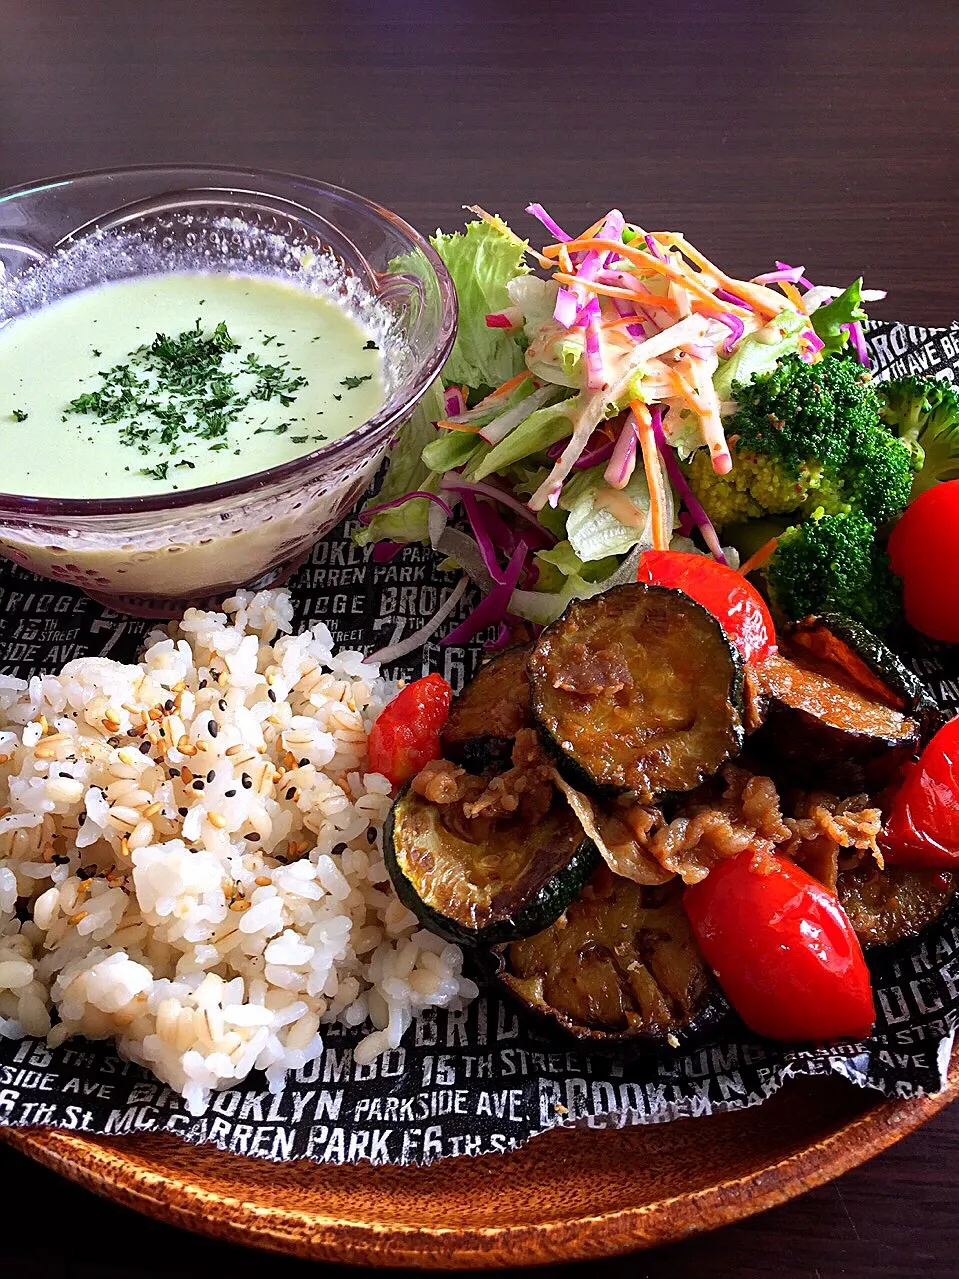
0,163,457,519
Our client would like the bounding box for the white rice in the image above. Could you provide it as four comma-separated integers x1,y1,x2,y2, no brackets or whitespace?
0,590,477,1115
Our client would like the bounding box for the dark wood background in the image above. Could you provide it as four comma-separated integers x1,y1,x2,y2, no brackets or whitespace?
1,1,957,1275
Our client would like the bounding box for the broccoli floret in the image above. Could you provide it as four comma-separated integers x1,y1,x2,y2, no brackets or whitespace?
685,448,813,526
878,374,959,498
729,352,880,472
840,425,918,524
686,354,916,530
766,508,902,633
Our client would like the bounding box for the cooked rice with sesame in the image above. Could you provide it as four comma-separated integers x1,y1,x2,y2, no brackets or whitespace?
0,590,477,1115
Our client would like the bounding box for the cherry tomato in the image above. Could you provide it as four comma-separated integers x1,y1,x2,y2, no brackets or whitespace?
637,549,776,663
882,716,959,866
888,480,959,642
683,852,875,1042
367,673,453,786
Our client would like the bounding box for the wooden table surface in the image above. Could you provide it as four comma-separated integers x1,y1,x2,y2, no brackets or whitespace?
1,1,957,1274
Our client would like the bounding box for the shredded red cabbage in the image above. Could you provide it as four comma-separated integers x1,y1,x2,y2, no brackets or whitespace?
443,386,466,417
441,540,529,647
604,415,638,488
803,329,826,353
460,491,507,583
717,312,746,354
525,203,571,242
547,429,615,469
358,490,454,524
651,407,727,565
583,299,606,389
715,287,754,312
842,321,869,366
644,233,667,262
554,286,579,328
485,313,514,329
753,265,807,286
439,475,557,543
371,541,403,564
775,261,815,290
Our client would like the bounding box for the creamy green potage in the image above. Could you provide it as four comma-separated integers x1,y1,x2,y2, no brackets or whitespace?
0,272,385,497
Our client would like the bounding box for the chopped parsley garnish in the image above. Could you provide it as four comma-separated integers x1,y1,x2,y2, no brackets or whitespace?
91,348,102,357
140,461,169,481
363,340,378,350
64,320,311,480
341,374,373,390
11,409,28,422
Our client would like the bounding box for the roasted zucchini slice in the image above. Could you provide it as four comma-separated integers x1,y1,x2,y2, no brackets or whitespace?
384,782,598,947
495,864,724,1048
528,582,745,802
441,645,532,772
838,864,955,949
787,614,943,742
753,645,921,790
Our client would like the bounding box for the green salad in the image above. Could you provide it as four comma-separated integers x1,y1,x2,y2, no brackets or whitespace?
355,204,959,657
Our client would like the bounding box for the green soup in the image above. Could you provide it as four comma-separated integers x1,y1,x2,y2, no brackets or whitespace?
0,272,385,497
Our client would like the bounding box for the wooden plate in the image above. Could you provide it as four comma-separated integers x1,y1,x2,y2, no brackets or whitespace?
3,1054,957,1268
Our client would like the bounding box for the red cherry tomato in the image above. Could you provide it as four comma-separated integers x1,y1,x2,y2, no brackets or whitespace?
637,549,776,663
683,852,875,1042
882,716,959,866
888,481,959,642
367,673,453,787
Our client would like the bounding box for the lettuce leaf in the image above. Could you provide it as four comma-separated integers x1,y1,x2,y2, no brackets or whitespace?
431,218,529,390
534,540,619,592
469,399,576,480
811,279,867,357
562,464,653,562
354,379,445,547
713,308,807,401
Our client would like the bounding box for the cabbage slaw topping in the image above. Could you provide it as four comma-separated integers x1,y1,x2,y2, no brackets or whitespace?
357,207,882,660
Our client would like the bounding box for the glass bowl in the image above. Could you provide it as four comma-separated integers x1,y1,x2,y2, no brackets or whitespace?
0,165,456,616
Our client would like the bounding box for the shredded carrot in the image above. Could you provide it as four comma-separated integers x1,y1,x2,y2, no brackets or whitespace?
550,238,754,318
779,280,807,315
574,213,610,241
558,244,574,276
479,372,530,403
553,272,679,309
436,420,482,433
738,536,780,578
630,400,669,551
654,232,787,319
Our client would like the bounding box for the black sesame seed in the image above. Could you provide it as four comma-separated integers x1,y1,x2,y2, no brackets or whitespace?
298,757,309,768
209,720,218,738
331,842,347,856
267,688,277,703
224,789,237,798
285,786,296,801
158,727,165,738
206,769,215,783
192,779,205,791
366,827,377,844
107,736,121,747
77,866,96,881
77,813,86,827
198,679,208,690
52,854,70,865
178,806,189,817
139,741,152,755
218,699,228,712
245,831,261,842
241,774,253,789
164,699,176,712
169,767,180,777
